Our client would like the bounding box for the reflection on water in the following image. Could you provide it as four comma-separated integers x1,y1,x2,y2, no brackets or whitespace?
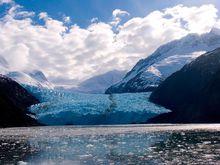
152,132,220,164
0,138,38,164
0,125,220,164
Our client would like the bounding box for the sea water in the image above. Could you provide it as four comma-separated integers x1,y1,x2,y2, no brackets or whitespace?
0,124,219,164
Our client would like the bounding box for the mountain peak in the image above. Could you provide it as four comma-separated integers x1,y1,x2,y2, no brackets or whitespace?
210,27,220,35
106,30,220,94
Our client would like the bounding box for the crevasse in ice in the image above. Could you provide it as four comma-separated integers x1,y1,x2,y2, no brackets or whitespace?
25,85,170,125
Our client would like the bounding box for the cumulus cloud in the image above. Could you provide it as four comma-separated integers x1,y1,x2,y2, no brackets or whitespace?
163,4,218,34
0,0,12,4
39,12,48,20
112,9,130,17
63,15,71,24
0,3,219,86
111,9,130,26
4,44,29,70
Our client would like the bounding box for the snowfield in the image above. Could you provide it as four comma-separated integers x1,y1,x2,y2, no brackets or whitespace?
25,86,170,125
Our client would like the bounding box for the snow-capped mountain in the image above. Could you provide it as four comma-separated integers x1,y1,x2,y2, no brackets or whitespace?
6,71,54,89
106,29,220,94
28,70,54,89
0,56,53,89
71,70,126,94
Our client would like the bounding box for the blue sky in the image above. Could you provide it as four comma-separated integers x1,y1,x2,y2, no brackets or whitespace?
15,0,220,28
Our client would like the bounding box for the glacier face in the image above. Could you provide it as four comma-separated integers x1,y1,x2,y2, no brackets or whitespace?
106,30,220,94
25,85,170,125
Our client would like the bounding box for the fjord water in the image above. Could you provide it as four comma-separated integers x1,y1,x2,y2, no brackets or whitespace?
0,124,220,164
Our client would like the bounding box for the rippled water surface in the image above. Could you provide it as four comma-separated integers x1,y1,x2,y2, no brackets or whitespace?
0,124,220,165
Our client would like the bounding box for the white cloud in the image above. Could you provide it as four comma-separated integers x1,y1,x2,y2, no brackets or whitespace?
0,3,219,86
112,9,130,18
39,12,48,20
63,15,71,24
111,9,130,26
3,44,29,70
163,4,218,34
0,0,12,4
3,3,35,18
17,11,35,17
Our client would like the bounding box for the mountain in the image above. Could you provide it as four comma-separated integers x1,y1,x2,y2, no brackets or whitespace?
0,55,54,89
28,70,54,88
0,75,40,127
106,29,220,94
6,70,54,89
149,48,220,123
72,70,126,94
0,55,53,89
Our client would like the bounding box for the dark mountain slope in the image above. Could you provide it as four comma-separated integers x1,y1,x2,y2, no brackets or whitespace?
0,75,40,127
149,48,220,123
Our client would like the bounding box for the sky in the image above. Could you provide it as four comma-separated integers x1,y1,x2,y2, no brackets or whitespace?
14,0,220,28
0,0,220,86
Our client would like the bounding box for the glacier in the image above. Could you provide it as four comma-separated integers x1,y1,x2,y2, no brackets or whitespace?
25,85,170,125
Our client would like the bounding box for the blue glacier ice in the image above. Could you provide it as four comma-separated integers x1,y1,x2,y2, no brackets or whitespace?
24,85,170,125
